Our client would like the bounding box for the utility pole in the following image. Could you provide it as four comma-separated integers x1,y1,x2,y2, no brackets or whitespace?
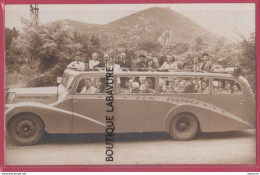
30,4,39,19
29,5,39,70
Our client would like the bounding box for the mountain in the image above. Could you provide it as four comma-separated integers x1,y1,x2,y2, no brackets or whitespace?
60,7,224,47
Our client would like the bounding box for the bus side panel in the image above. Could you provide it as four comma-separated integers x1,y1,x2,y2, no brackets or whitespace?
164,105,254,132
114,99,175,133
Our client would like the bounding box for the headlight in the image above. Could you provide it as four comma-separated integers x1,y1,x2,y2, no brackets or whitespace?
6,92,16,104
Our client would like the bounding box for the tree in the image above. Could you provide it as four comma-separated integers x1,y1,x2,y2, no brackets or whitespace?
237,32,256,93
172,42,190,55
90,35,101,48
10,19,82,71
192,36,204,51
8,19,82,86
137,41,162,52
5,27,19,53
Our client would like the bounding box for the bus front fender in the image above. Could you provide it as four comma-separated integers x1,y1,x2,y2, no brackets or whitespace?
5,102,72,133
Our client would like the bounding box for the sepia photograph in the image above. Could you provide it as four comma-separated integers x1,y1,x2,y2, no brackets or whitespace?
4,3,256,165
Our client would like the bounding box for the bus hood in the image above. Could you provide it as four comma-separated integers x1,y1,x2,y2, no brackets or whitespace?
6,87,58,105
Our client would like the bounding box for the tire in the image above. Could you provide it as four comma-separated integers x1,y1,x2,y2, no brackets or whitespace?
8,113,44,146
169,113,199,141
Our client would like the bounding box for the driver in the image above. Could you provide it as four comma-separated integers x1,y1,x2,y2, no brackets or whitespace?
80,78,97,94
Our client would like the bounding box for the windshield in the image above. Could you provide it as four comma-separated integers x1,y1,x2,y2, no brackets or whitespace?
61,73,75,91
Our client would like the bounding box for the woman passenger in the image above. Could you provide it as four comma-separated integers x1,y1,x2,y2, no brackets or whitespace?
141,78,155,93
160,84,168,94
89,53,101,69
160,55,178,70
139,76,146,91
198,80,209,94
147,59,155,71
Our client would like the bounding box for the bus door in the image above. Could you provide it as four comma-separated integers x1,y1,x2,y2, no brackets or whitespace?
71,75,107,133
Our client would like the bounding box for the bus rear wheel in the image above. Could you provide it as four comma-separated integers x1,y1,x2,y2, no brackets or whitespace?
8,113,44,146
169,113,199,141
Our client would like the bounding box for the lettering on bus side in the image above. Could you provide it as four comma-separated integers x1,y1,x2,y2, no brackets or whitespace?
166,97,199,105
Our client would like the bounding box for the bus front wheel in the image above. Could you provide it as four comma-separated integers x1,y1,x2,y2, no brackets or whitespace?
8,113,44,146
169,113,199,141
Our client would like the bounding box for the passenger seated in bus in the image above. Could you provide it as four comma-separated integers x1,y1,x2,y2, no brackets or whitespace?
81,56,89,70
193,57,200,71
173,79,180,92
128,78,134,89
159,78,166,88
80,78,98,94
222,82,232,94
110,57,121,72
67,55,85,71
199,53,212,72
98,78,106,93
76,79,85,93
168,82,175,93
120,80,132,94
131,82,140,93
136,55,147,69
192,79,200,91
233,83,241,94
147,59,155,70
175,80,186,93
183,81,197,93
152,57,160,69
160,55,178,70
118,53,131,68
139,76,146,91
141,78,155,93
212,81,219,93
89,53,101,69
198,80,209,94
160,85,168,94
214,81,224,93
99,53,110,68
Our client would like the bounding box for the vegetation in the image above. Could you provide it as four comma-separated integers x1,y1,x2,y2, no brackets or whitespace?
5,19,256,94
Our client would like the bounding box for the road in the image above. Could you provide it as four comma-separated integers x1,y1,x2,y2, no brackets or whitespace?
5,129,256,165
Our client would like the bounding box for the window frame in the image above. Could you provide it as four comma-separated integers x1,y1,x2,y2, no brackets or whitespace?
117,76,157,95
73,75,108,95
212,77,243,95
158,76,211,95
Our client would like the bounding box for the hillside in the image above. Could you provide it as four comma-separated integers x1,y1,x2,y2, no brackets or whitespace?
55,7,224,47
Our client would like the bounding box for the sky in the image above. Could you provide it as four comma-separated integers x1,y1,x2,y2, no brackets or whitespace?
5,3,255,42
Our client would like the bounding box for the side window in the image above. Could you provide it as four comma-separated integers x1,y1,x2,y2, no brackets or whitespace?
76,76,106,94
118,76,156,94
159,77,209,94
213,78,242,94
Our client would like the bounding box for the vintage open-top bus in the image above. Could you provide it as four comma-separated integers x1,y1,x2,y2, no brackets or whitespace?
5,68,256,145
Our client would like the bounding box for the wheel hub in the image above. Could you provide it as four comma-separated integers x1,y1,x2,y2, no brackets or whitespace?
176,119,190,132
16,120,36,138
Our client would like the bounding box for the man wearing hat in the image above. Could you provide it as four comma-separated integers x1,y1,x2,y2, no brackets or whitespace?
136,54,147,69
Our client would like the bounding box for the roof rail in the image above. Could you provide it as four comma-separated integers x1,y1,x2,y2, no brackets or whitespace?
66,67,241,75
